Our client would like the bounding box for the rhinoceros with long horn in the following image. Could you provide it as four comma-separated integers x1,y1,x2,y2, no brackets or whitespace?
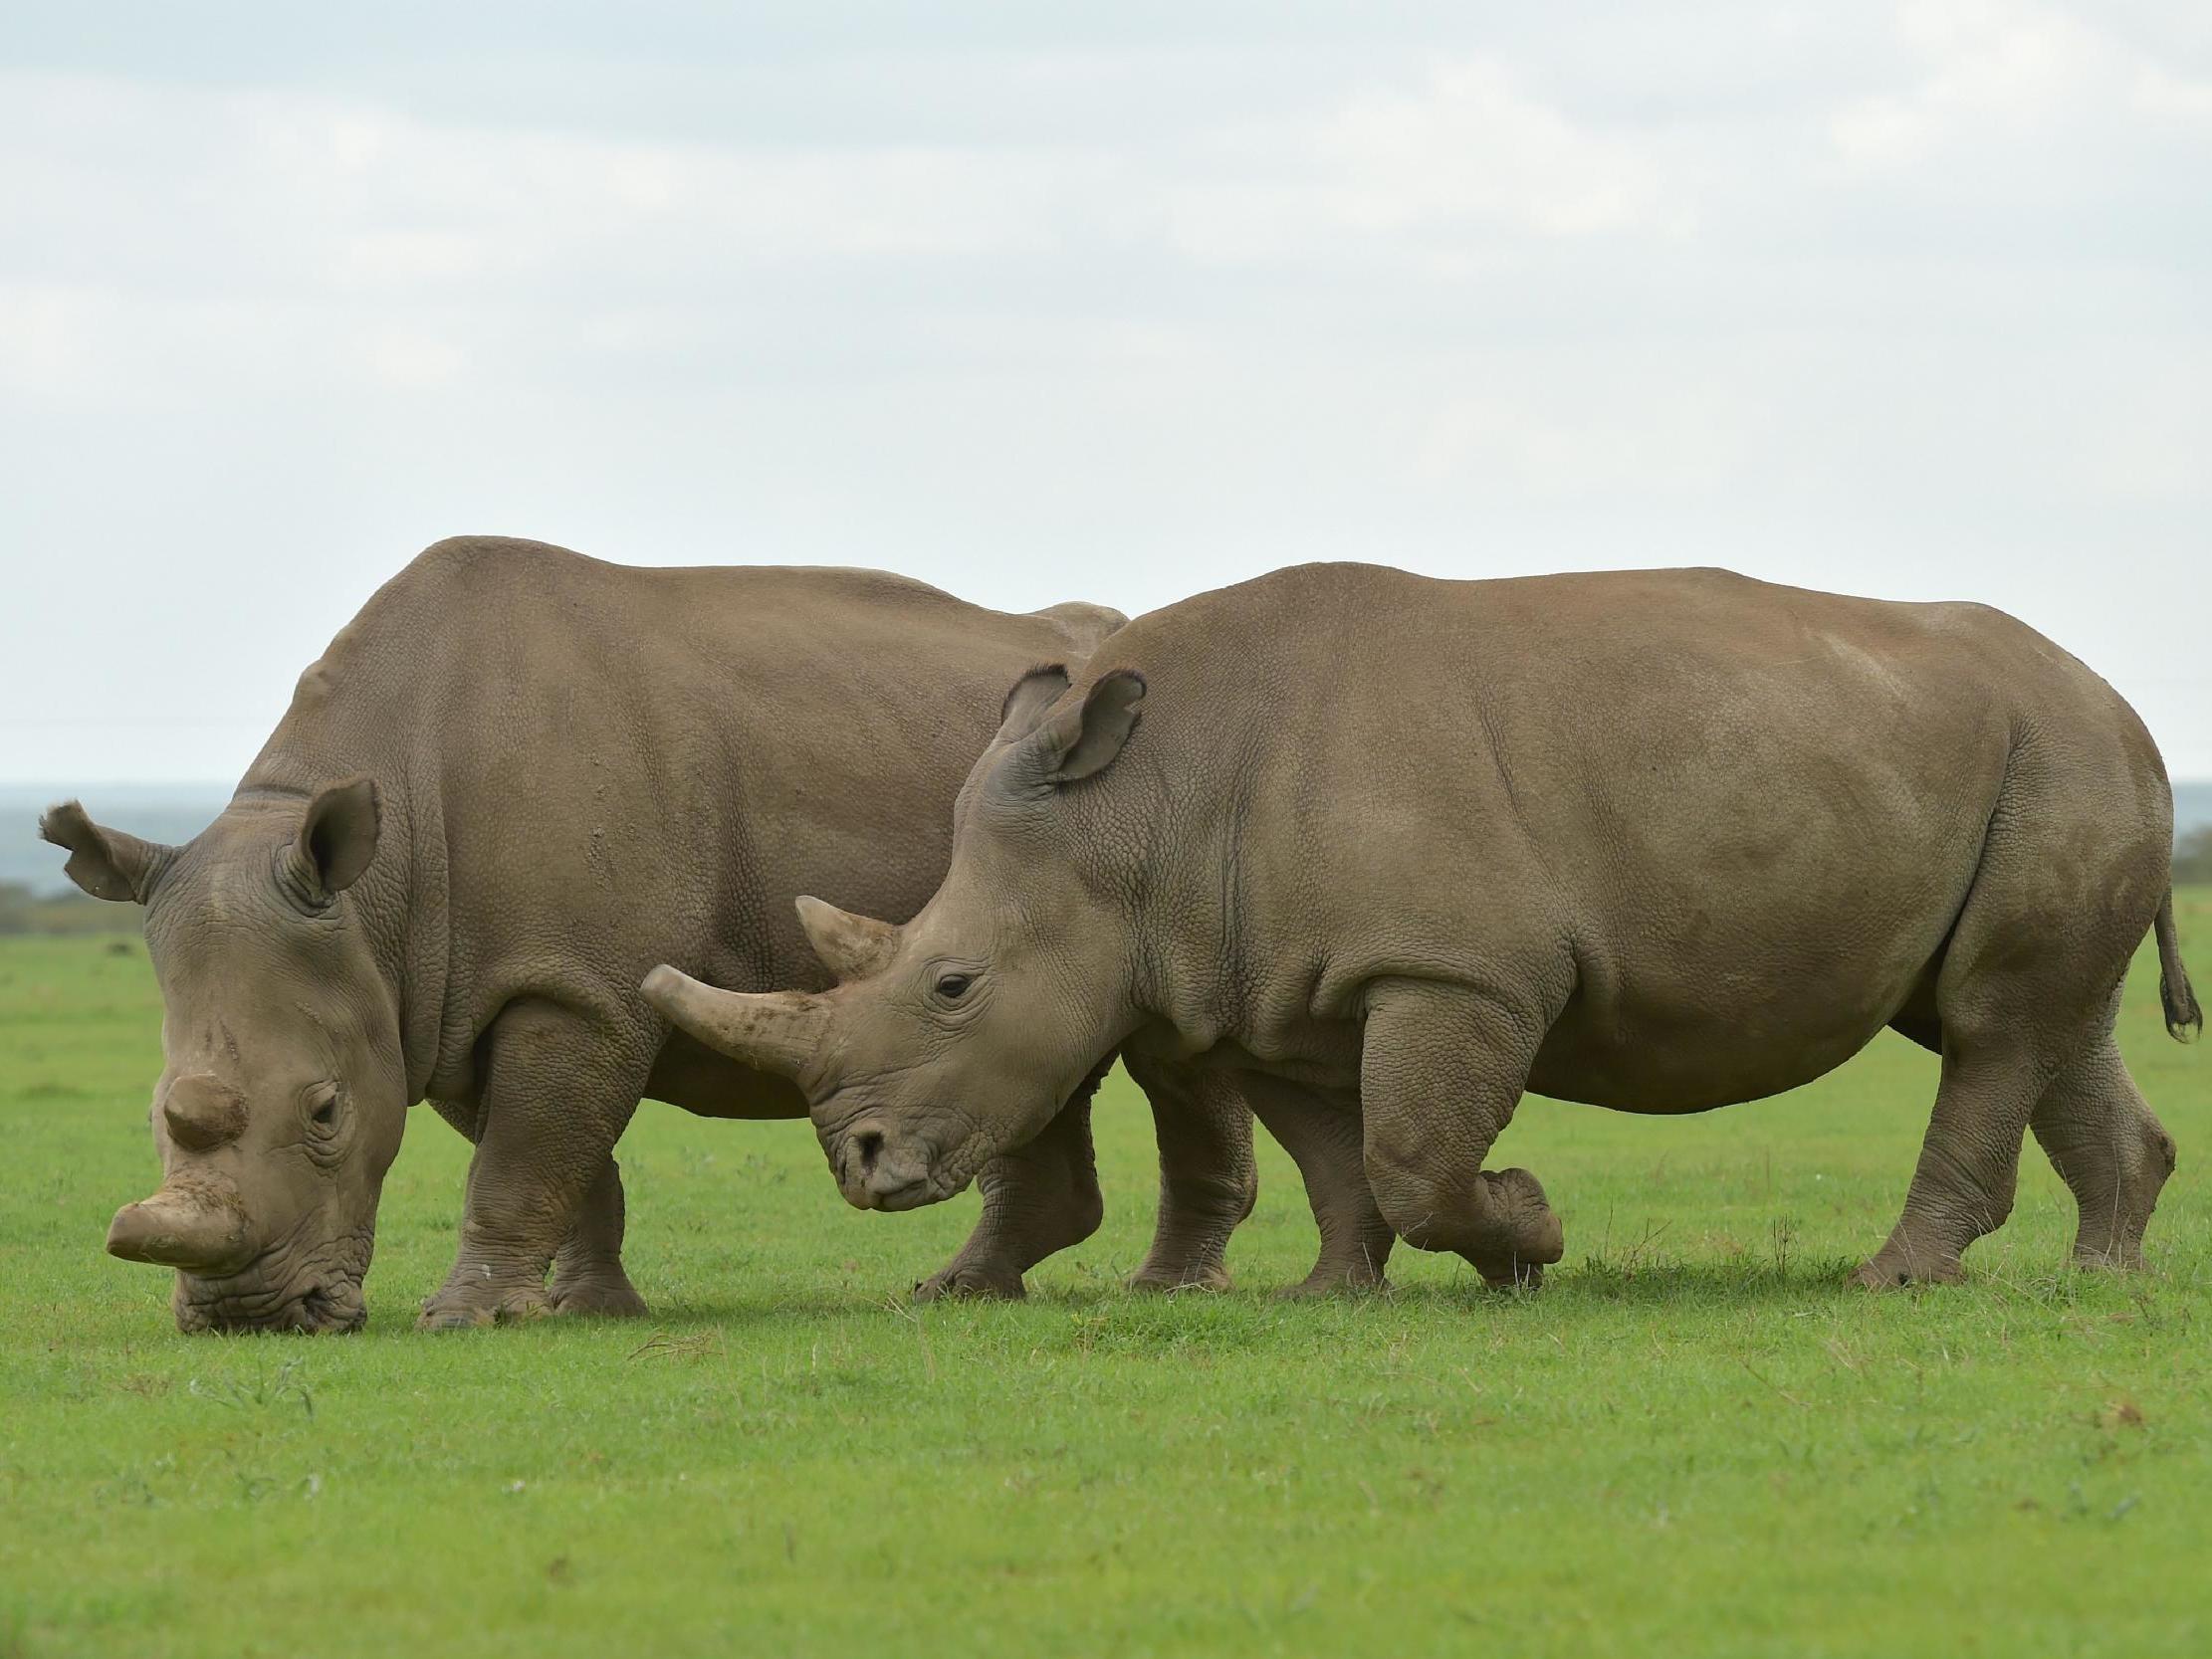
44,536,1265,1332
646,561,2197,1292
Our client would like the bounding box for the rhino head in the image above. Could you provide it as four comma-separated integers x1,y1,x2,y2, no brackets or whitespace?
643,666,1148,1212
42,779,406,1333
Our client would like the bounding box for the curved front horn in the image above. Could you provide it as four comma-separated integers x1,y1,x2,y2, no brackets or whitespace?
794,896,898,983
641,966,828,1076
107,1183,254,1274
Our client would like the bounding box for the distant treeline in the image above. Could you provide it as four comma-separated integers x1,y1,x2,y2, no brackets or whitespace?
0,884,141,936
2178,826,2212,887
6,827,2212,939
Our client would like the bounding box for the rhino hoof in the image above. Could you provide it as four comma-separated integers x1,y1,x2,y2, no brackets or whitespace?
548,1277,651,1319
1850,1254,1963,1291
417,1286,552,1331
914,1264,1026,1303
417,1303,496,1332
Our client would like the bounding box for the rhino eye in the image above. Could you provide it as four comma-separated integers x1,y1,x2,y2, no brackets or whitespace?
306,1084,342,1133
935,973,973,1001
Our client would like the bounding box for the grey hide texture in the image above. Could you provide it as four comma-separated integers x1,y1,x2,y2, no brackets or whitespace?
43,535,1262,1332
649,561,2195,1295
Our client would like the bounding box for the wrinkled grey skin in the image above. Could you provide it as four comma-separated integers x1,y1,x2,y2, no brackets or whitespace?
41,536,1261,1333
647,562,2198,1293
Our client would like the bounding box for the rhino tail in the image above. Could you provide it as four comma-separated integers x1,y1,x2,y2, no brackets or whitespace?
2156,889,2201,1042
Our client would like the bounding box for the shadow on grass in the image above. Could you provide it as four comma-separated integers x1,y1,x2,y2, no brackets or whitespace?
619,1261,1875,1330
1547,1252,1868,1306
352,1236,2187,1342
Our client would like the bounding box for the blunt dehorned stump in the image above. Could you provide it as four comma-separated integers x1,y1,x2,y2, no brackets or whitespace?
41,536,1270,1333
647,562,2199,1291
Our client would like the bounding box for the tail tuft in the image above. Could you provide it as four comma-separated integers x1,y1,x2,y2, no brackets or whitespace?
2156,890,2202,1042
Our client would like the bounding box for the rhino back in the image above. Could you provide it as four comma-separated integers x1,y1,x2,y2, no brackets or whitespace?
246,535,1089,1109
1075,562,2171,1108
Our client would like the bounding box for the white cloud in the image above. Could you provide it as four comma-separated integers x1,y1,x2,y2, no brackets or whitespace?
1,11,2208,779
1163,55,1676,266
1830,0,2212,169
1319,58,1668,237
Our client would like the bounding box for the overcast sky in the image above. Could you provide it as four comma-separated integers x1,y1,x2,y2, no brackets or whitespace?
4,1,2208,783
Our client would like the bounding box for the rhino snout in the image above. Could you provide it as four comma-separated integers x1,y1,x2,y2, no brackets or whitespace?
840,1120,935,1212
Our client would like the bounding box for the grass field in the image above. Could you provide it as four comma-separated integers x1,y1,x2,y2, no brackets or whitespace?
2,904,2208,1658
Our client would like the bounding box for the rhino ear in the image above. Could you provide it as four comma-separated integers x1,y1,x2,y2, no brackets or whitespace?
995,666,1071,745
39,802,174,904
1010,669,1146,788
293,777,380,900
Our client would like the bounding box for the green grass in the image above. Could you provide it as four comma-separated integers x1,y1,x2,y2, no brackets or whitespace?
2,901,2208,1657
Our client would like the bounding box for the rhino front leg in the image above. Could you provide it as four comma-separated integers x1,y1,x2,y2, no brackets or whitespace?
420,999,642,1330
1240,1073,1396,1297
422,1100,647,1316
1359,978,1564,1289
915,1064,1109,1301
1122,1051,1257,1293
547,1156,652,1318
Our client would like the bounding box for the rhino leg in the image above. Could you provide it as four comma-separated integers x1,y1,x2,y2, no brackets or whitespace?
1241,1074,1395,1297
2031,1031,2176,1272
1896,999,2175,1274
1358,980,1565,1289
1858,782,2160,1289
548,1156,652,1318
1122,1052,1257,1293
915,1066,1108,1301
429,1101,648,1317
1855,1033,2053,1288
420,999,642,1330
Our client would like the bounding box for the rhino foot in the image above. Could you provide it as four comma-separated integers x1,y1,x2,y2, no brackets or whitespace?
1463,1168,1565,1289
417,1283,552,1331
1850,1254,1965,1291
1276,1262,1390,1300
914,1260,1027,1303
2070,1240,2149,1273
548,1273,651,1319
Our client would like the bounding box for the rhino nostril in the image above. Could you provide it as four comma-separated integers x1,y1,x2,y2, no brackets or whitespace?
852,1129,885,1175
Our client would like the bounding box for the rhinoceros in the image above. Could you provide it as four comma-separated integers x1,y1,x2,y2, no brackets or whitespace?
644,562,2199,1292
40,535,1264,1333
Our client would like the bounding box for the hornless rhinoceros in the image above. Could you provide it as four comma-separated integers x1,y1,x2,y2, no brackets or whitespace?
644,562,2201,1293
41,535,1262,1333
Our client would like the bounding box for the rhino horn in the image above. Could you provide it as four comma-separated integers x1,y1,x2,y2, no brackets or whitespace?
107,1183,253,1273
794,896,899,983
641,966,827,1076
160,1073,248,1152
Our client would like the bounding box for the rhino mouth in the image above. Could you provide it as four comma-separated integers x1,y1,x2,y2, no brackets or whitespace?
171,1232,373,1335
825,1119,996,1213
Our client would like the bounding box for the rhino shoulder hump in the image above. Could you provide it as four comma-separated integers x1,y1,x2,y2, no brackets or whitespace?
1030,600,1129,655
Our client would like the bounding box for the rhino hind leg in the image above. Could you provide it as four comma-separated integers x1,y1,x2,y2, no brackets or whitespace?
1240,1073,1396,1297
547,1156,652,1318
2029,1027,2175,1271
1857,771,2163,1289
420,999,643,1331
1890,998,2174,1274
1854,1040,2046,1289
1121,1052,1258,1294
915,1071,1108,1302
1357,980,1565,1290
